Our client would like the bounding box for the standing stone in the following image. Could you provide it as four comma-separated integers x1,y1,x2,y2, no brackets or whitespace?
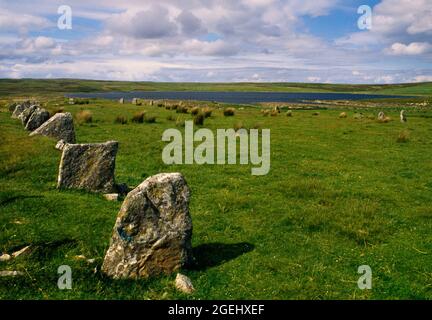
102,173,193,279
8,102,18,112
30,112,76,143
11,104,25,118
400,110,407,123
18,105,37,125
57,141,118,193
25,108,50,131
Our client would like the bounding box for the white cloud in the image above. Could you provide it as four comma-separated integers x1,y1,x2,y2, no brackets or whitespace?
307,76,321,82
387,42,432,55
0,0,430,83
176,9,206,35
0,9,52,32
412,75,432,82
106,5,178,39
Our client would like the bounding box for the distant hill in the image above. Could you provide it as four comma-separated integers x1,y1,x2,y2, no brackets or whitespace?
0,78,431,97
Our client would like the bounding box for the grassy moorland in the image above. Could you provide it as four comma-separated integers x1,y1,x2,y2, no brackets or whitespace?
0,87,432,300
0,78,431,97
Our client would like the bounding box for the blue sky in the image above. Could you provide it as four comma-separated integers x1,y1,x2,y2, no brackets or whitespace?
0,0,431,83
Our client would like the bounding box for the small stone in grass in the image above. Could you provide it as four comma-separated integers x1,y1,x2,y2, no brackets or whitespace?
175,273,195,294
0,254,11,262
104,193,119,201
0,271,24,277
12,245,31,258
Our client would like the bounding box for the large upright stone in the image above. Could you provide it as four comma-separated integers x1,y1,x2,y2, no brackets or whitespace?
18,105,37,125
57,141,118,193
25,107,50,131
29,112,75,143
11,104,25,118
102,173,193,279
11,101,34,118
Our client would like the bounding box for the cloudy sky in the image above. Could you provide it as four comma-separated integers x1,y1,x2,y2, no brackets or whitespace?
0,0,431,83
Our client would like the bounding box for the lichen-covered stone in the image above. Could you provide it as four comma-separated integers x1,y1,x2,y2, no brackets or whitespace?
25,108,50,131
102,173,193,279
11,104,24,118
18,105,37,125
175,273,195,294
57,141,119,193
29,112,76,143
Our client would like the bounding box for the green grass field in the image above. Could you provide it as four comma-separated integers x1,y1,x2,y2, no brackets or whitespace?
1,82,432,299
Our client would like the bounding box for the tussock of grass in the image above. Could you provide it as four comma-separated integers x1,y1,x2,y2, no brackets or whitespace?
190,107,200,115
143,115,156,123
131,112,145,123
76,110,93,124
114,115,128,124
193,113,205,126
202,107,213,118
165,104,178,110
176,106,189,114
75,99,90,105
223,108,235,116
233,121,244,131
397,130,410,143
251,123,261,129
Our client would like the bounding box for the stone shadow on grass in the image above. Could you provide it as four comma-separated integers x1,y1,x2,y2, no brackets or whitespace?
191,242,254,271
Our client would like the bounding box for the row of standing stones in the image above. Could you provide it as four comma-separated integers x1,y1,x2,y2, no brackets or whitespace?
9,101,195,292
